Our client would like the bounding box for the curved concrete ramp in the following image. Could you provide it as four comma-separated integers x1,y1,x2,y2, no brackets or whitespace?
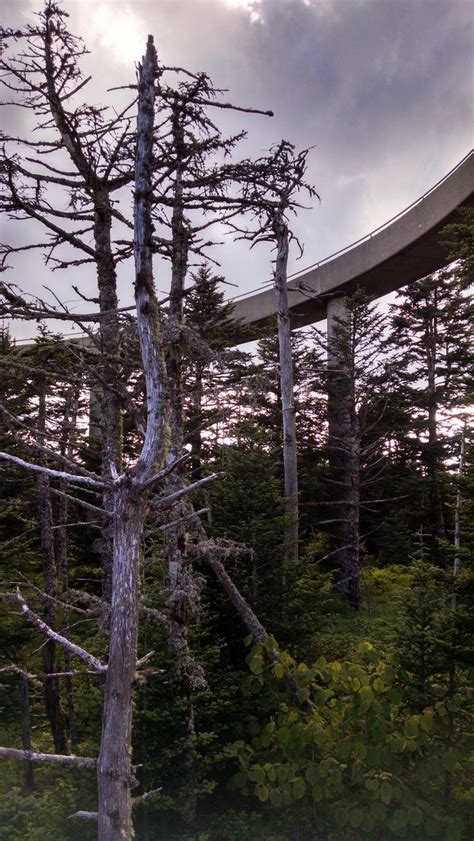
231,151,474,342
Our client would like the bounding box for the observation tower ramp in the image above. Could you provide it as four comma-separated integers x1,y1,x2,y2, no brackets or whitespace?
230,151,474,343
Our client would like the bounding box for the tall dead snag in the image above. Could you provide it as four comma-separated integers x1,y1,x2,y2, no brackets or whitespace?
147,71,270,814
238,142,317,564
56,383,81,748
36,371,68,754
97,36,167,840
452,424,466,612
0,2,138,601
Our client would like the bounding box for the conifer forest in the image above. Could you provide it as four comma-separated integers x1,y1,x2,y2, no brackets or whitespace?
0,4,473,840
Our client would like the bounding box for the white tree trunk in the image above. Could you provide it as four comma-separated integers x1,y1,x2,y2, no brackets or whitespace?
452,427,466,612
274,221,299,564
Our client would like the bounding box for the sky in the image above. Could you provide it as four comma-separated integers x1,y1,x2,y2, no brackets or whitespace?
1,0,473,341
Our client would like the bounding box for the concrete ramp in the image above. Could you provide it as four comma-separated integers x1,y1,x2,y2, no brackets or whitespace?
231,151,474,341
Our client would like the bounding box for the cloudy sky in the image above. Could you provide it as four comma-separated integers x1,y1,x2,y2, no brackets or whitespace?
2,0,473,340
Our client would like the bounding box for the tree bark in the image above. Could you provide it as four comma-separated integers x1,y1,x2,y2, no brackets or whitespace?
37,383,68,753
57,387,80,748
97,37,168,839
165,103,200,824
0,746,96,769
95,190,123,603
452,427,466,611
97,484,146,841
274,219,299,564
44,8,123,603
425,287,446,553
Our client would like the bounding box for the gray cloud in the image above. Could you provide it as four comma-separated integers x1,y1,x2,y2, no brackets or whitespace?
1,0,472,340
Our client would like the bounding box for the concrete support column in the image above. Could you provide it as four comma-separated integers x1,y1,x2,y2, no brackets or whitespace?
326,296,360,609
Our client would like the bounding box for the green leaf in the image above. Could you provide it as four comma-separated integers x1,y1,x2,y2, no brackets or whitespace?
255,784,269,802
362,814,376,832
389,688,403,705
249,657,264,675
441,751,458,772
380,781,393,804
359,686,374,703
353,741,367,760
335,808,349,827
269,789,282,808
277,766,289,782
426,818,440,836
312,785,324,803
305,765,319,785
415,762,430,782
292,778,306,800
407,806,423,827
249,765,265,784
446,818,464,841
350,808,364,828
420,713,434,733
389,809,407,831
272,662,285,679
313,729,327,746
404,719,419,739
370,801,387,822
425,757,442,778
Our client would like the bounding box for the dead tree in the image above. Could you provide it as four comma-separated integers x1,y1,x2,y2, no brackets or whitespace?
138,71,272,816
0,34,233,839
0,2,138,601
452,423,467,612
36,372,69,753
56,382,82,748
0,9,314,836
237,141,317,564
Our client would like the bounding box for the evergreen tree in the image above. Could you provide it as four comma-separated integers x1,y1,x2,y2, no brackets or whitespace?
183,265,251,478
389,267,473,562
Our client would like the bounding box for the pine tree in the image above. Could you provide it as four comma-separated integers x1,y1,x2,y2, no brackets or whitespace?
389,266,473,563
183,265,250,478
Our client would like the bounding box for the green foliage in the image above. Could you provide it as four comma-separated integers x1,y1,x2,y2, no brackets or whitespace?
227,636,472,840
0,766,96,841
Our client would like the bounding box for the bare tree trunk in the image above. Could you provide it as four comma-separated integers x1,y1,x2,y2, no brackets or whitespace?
43,12,124,604
97,485,146,841
189,370,204,479
452,426,466,612
425,295,446,552
19,674,35,795
95,193,124,604
326,297,360,609
274,220,298,564
165,114,200,823
97,38,168,838
57,387,80,749
37,383,68,753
